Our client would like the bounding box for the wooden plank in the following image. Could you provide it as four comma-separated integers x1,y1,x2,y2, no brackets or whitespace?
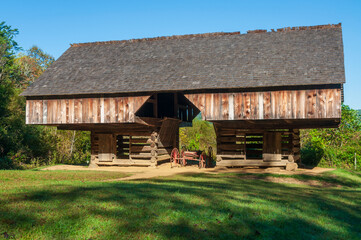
68,99,74,123
217,154,246,159
335,89,341,118
306,90,317,118
74,99,81,123
244,92,251,119
280,91,287,118
124,98,129,122
299,90,306,119
287,90,292,119
318,89,327,118
109,98,116,122
228,93,235,120
263,92,271,119
60,99,66,123
219,144,244,151
219,136,245,143
56,100,61,123
25,100,30,124
128,97,135,122
258,92,263,120
91,98,98,123
104,98,110,123
250,92,258,119
270,91,276,119
263,153,282,161
213,93,220,120
131,138,149,144
43,100,47,124
130,152,153,157
221,93,229,120
130,145,153,152
52,100,58,124
116,97,123,122
234,93,243,120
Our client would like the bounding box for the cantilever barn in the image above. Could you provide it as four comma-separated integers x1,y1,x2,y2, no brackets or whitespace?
21,24,345,167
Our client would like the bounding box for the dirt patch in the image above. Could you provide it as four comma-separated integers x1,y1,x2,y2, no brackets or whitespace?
234,175,341,187
42,164,335,184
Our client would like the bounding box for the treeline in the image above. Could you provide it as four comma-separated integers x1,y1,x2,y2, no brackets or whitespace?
0,22,90,169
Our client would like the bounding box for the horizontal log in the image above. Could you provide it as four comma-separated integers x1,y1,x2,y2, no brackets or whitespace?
219,136,245,143
263,153,282,161
218,150,244,155
216,159,288,167
157,148,172,155
219,144,245,151
130,152,152,157
218,154,246,159
130,145,156,152
156,155,171,161
131,138,150,143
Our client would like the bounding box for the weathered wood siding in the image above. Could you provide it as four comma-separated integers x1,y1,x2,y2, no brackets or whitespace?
26,96,150,124
185,89,341,121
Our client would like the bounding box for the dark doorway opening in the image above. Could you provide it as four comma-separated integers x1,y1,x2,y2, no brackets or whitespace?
136,92,200,122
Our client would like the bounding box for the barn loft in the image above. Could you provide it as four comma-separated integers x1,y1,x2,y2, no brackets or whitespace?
21,23,345,167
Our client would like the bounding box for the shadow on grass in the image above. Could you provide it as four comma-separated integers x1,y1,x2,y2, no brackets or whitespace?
0,173,360,239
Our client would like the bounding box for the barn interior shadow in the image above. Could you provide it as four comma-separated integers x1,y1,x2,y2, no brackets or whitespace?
0,172,360,239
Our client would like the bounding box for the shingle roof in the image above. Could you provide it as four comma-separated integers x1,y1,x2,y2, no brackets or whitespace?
21,23,345,97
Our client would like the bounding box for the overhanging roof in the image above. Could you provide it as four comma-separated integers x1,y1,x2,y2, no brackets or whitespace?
21,24,345,97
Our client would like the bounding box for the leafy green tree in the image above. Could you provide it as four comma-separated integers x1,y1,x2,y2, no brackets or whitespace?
16,46,54,88
179,115,216,155
0,21,21,162
301,104,361,169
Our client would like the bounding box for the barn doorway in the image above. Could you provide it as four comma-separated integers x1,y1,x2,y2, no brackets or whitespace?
136,92,200,123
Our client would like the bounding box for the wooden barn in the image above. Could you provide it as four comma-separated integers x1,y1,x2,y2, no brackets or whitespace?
21,23,345,168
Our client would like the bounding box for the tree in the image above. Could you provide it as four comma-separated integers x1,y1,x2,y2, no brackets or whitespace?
15,46,54,88
0,22,21,160
179,115,216,155
301,104,361,169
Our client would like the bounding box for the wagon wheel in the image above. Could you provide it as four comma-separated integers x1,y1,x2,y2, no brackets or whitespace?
199,153,206,169
170,148,179,168
180,150,186,166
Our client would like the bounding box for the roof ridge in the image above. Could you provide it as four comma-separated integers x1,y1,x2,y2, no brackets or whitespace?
70,31,241,47
248,23,341,34
70,23,341,47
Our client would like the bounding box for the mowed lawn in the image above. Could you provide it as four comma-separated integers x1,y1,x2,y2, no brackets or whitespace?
0,169,360,240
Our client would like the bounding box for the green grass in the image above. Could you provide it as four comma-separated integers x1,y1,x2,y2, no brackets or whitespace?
0,169,360,240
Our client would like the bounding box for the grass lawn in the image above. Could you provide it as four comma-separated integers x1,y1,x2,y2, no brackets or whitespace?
0,169,360,240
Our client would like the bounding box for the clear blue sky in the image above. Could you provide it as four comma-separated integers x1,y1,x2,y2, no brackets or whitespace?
2,0,361,109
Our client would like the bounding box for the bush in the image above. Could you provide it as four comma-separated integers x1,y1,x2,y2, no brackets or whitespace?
301,104,361,170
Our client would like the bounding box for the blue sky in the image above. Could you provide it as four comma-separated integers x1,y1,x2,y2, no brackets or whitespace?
3,0,361,109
